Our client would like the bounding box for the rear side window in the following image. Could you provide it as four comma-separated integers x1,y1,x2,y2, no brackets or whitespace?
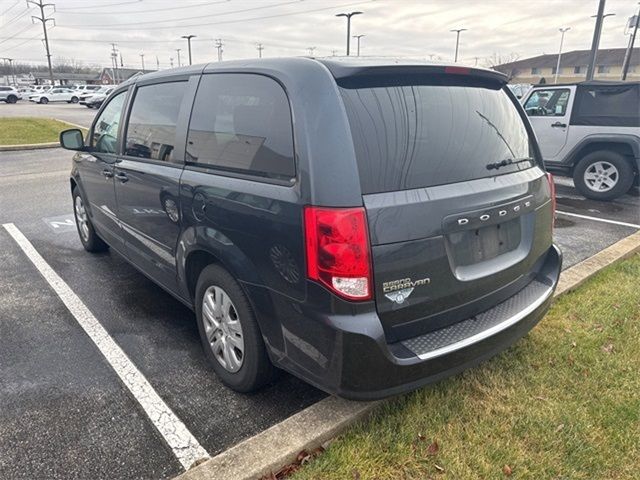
571,84,640,127
186,74,295,180
125,81,188,162
340,83,534,194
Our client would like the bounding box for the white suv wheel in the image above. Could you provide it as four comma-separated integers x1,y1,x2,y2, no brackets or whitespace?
583,160,619,193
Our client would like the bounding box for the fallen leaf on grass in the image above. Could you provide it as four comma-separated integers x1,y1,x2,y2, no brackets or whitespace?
352,469,361,480
426,441,439,456
503,464,513,476
434,464,445,472
601,343,614,354
555,423,565,433
571,341,577,348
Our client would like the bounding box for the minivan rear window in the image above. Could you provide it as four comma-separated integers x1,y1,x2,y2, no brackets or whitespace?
340,83,535,194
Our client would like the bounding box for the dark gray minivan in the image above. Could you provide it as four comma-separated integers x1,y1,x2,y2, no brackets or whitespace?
60,58,561,400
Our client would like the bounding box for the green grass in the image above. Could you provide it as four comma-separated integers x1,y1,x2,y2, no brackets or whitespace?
0,117,83,145
293,255,640,480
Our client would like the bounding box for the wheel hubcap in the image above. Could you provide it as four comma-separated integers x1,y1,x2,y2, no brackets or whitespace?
202,286,244,373
74,195,90,242
583,161,618,193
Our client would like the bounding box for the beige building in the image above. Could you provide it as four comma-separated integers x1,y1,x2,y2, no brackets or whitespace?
494,47,639,84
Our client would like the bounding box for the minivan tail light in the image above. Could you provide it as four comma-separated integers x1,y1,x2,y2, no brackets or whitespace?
547,172,556,228
304,206,372,301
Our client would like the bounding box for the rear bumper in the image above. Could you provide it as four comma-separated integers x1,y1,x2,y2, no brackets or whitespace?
252,244,562,400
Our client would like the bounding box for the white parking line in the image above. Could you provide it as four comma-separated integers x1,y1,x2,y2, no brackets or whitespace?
2,222,209,471
556,210,640,230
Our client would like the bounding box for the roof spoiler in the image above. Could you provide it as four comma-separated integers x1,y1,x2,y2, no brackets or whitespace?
328,64,508,89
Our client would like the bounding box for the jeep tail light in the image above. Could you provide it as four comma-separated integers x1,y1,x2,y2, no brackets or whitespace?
304,206,372,301
547,172,556,228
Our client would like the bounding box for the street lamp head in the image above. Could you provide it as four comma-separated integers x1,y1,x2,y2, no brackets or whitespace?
450,28,467,33
336,11,362,18
181,35,197,39
559,27,571,33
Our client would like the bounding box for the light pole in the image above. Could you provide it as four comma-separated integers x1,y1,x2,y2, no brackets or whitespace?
257,43,264,58
586,1,615,80
450,28,467,62
336,11,362,56
353,34,365,56
176,49,182,67
555,27,570,83
622,4,640,80
140,53,145,71
215,39,224,61
181,35,196,65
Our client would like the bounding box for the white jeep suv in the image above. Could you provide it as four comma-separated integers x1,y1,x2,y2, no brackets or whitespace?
523,81,639,200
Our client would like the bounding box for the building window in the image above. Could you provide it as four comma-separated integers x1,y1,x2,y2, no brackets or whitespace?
552,67,559,75
531,67,540,75
574,66,583,74
597,65,611,74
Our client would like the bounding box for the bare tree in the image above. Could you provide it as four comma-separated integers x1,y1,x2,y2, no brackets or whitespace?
483,52,521,68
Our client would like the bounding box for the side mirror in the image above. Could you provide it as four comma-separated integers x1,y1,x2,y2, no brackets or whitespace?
59,128,85,151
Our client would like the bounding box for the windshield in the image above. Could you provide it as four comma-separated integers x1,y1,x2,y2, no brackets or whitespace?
340,83,535,194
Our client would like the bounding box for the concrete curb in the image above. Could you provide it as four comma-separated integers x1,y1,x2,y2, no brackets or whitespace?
176,231,640,480
0,118,87,152
0,142,59,152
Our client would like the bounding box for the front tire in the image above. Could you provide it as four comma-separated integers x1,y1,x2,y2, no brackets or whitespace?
573,150,634,201
72,186,108,252
39,97,49,104
195,264,276,392
6,95,17,104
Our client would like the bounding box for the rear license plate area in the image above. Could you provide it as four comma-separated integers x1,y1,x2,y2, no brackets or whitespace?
447,218,521,266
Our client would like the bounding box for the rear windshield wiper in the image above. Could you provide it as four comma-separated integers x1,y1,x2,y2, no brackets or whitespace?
486,157,534,171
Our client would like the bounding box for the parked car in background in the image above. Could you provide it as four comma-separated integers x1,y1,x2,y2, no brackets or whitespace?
523,81,640,200
30,88,79,104
18,87,37,97
59,58,561,400
80,86,114,108
73,84,102,94
0,86,21,103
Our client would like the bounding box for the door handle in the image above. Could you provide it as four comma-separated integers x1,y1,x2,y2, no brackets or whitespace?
115,172,129,183
551,122,567,128
102,169,114,178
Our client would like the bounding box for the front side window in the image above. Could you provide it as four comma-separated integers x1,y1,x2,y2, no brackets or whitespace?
524,89,570,116
124,81,188,161
91,91,127,154
186,74,295,180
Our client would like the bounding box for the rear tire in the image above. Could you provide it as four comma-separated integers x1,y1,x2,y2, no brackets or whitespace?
72,186,109,253
39,97,49,104
70,96,79,103
195,264,276,392
573,150,634,201
6,95,17,104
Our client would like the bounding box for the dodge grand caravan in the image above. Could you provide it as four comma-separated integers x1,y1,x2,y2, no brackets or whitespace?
60,58,561,400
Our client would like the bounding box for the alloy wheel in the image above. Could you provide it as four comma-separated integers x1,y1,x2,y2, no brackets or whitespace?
202,285,245,373
74,195,90,242
583,160,619,193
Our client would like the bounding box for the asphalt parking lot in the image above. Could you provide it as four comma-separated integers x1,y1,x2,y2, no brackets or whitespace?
1,100,95,128
1,111,639,479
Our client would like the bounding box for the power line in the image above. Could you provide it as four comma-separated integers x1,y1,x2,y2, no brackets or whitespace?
56,0,143,11
59,0,302,28
56,0,374,30
0,0,21,18
59,0,229,15
0,22,37,45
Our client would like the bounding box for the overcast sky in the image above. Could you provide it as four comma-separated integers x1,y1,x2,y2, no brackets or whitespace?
0,0,638,70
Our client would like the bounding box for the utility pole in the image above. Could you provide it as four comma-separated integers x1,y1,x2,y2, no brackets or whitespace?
555,27,571,83
586,1,615,80
352,34,365,56
175,49,182,67
622,4,640,80
215,38,224,61
336,11,362,56
140,53,145,71
182,35,196,65
110,43,119,83
331,49,338,56
156,55,160,70
170,57,174,68
307,46,316,56
450,28,467,62
257,43,264,58
28,0,55,86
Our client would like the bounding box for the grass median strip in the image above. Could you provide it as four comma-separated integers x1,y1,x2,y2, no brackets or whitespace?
292,254,640,480
0,117,86,146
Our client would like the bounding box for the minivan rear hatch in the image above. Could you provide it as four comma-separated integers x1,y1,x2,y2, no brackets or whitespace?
332,63,554,343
